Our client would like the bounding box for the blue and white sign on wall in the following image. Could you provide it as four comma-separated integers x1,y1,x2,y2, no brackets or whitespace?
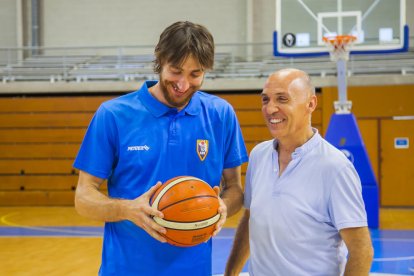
394,137,409,149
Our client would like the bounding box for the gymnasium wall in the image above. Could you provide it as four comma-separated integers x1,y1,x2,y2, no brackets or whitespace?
322,85,414,207
42,0,249,49
322,85,414,172
0,86,413,206
0,0,19,62
407,0,414,47
0,92,322,206
0,0,17,48
2,0,412,53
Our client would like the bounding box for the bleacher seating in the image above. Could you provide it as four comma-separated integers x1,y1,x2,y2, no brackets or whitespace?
1,49,414,83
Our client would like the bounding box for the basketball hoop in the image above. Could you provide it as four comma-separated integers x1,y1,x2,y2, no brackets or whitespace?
323,35,357,61
323,35,357,114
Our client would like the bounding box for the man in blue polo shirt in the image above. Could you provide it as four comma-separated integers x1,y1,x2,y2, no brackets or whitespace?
225,68,373,275
74,21,248,275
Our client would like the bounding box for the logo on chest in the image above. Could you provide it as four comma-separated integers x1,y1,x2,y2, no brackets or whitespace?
127,145,150,151
196,139,209,161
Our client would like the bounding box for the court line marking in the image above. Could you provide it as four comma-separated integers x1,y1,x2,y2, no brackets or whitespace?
371,238,414,242
373,256,414,262
2,212,414,265
0,212,103,235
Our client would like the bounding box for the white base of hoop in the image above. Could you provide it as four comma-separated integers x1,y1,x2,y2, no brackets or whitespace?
334,101,352,114
329,52,351,62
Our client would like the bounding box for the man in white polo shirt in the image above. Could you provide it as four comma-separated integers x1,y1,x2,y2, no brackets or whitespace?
225,68,373,275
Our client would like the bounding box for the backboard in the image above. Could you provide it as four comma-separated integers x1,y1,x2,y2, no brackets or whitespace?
274,0,408,57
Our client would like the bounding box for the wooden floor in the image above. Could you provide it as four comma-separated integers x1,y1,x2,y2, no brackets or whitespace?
0,207,413,275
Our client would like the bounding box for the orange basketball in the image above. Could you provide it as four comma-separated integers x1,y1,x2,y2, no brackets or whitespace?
150,176,220,247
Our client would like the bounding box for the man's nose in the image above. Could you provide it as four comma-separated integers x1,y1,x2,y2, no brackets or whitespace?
265,102,279,114
176,76,190,92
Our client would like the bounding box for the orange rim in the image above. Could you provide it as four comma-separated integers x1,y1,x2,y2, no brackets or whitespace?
322,35,357,45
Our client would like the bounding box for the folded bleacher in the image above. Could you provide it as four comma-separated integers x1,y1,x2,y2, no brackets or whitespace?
1,49,414,83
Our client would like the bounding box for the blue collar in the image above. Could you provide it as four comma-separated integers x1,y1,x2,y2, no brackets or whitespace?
138,81,200,117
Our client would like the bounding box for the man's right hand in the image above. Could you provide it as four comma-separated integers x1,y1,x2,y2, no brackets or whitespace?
121,181,167,243
75,172,167,243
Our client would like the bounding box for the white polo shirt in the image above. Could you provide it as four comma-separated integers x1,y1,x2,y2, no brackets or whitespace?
244,130,367,276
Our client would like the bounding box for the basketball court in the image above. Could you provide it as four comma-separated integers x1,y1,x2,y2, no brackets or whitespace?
1,207,414,275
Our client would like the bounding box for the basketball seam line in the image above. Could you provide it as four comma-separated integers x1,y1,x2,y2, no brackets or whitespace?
158,195,218,212
153,213,221,230
151,176,206,210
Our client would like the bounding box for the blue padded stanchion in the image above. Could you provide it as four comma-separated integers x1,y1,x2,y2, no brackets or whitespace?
325,113,379,228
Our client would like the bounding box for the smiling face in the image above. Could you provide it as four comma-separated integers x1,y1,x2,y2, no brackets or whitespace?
151,21,214,111
153,55,204,110
261,69,317,145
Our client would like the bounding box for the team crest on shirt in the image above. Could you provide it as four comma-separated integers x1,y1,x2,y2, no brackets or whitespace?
196,139,209,161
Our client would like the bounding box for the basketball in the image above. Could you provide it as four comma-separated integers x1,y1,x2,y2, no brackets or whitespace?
150,176,221,247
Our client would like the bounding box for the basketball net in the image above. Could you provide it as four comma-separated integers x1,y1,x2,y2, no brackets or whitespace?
323,35,356,62
323,35,357,114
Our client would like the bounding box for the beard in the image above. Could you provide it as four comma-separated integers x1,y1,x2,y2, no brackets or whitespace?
159,76,202,110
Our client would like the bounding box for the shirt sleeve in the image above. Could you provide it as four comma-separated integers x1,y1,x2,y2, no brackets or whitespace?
73,104,119,179
222,104,248,169
243,144,260,209
328,162,368,230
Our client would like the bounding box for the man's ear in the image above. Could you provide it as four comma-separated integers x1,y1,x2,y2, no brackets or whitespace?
308,95,317,112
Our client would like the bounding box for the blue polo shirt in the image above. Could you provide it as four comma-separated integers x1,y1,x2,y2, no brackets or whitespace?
74,81,248,276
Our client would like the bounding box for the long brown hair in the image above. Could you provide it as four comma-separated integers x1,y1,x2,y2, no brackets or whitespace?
153,21,215,73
